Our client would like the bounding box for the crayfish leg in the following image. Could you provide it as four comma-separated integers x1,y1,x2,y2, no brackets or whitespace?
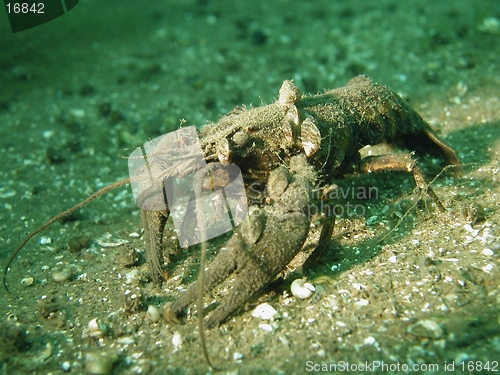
359,153,445,212
168,236,241,319
141,209,168,284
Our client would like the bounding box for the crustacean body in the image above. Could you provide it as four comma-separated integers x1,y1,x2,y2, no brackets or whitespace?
139,75,460,328
5,76,460,330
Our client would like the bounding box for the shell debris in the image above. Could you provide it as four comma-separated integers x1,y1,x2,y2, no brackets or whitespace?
252,303,278,320
291,278,315,299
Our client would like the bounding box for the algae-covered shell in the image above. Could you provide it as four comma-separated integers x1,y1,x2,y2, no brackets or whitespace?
242,207,264,245
300,117,321,157
216,138,230,165
267,166,289,201
278,80,301,110
232,131,249,146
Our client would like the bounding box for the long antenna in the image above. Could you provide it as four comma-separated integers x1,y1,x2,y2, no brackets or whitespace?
193,169,219,371
3,177,131,292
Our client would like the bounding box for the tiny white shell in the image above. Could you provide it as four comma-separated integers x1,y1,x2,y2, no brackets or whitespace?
291,278,315,299
88,318,107,338
252,303,278,320
21,276,34,286
172,332,183,348
147,305,161,323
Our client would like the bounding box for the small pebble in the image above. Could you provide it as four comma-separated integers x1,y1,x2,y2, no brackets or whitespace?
84,352,117,375
39,236,52,245
259,323,273,332
61,361,71,371
482,248,494,256
172,332,182,348
147,305,161,323
407,319,443,338
52,268,73,282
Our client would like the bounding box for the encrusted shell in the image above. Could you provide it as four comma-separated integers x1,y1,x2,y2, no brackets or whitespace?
242,206,264,245
267,166,289,201
232,131,249,147
278,80,301,110
286,104,300,127
300,117,321,157
282,120,294,145
21,276,34,286
216,138,230,165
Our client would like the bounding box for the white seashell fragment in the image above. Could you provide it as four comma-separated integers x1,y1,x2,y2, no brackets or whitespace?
233,351,243,362
116,336,135,345
172,332,183,348
364,336,376,345
96,239,127,248
39,236,52,245
252,303,278,320
259,323,273,332
291,278,315,299
482,248,494,256
61,361,71,371
88,318,107,338
354,299,370,308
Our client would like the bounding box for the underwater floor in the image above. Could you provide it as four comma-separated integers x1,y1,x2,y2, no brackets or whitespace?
1,0,499,374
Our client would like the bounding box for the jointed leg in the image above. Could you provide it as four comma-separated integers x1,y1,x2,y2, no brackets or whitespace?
358,153,445,212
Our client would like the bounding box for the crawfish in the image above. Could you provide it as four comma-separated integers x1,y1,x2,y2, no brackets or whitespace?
4,76,460,332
